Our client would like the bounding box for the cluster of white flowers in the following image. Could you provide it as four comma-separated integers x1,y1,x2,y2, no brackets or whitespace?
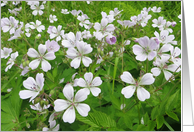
1,2,181,130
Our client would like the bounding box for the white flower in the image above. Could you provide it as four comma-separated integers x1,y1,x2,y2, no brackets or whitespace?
8,22,24,41
169,46,181,66
77,72,102,97
49,25,65,42
27,1,39,6
117,20,136,28
152,16,166,28
43,120,59,131
101,11,115,23
49,15,57,23
1,47,12,59
121,72,155,101
30,99,50,112
154,30,177,45
1,1,7,7
30,20,45,32
54,84,90,123
1,16,19,34
7,88,13,92
82,30,92,39
62,31,81,48
45,40,60,53
30,2,44,16
109,8,123,17
20,64,30,76
61,9,69,14
151,55,180,81
5,51,18,72
132,36,157,61
71,10,82,16
19,73,44,102
27,44,56,72
77,15,91,29
120,104,126,110
159,21,173,33
151,6,161,13
66,41,93,69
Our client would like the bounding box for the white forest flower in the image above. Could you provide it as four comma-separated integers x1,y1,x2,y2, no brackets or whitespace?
54,84,90,123
1,1,7,7
154,30,177,45
1,47,12,59
49,14,57,23
30,2,44,16
43,120,59,131
62,31,81,48
101,11,115,23
66,41,93,69
117,20,136,28
152,16,166,28
71,9,82,16
8,7,22,16
132,36,157,61
8,22,24,41
77,72,102,97
19,73,44,102
27,44,56,72
49,25,65,42
7,88,13,92
82,30,92,39
120,104,126,110
159,21,173,33
30,20,45,32
151,6,161,13
27,1,39,6
109,8,123,17
121,72,155,101
151,55,180,81
30,99,50,112
77,15,91,29
61,9,69,14
5,51,18,72
1,16,19,34
20,64,30,76
45,40,60,53
169,46,181,66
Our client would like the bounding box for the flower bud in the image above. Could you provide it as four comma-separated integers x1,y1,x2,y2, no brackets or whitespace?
22,62,26,67
26,60,29,66
35,34,41,39
26,123,30,128
34,97,41,104
40,89,44,95
100,51,104,56
97,48,101,53
171,21,177,27
49,90,55,96
44,100,49,106
40,100,45,108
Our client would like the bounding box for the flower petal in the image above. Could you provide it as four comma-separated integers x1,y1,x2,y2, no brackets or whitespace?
54,99,70,112
82,56,92,67
76,103,90,117
29,59,40,70
41,59,51,72
70,57,81,69
139,73,155,85
151,67,161,76
44,52,56,60
84,72,93,84
63,84,74,101
121,85,136,98
137,87,150,101
62,106,75,123
23,77,36,90
120,71,135,84
91,77,102,87
27,48,39,58
75,89,89,102
77,78,87,87
19,90,38,100
90,87,101,96
38,44,47,56
36,73,44,90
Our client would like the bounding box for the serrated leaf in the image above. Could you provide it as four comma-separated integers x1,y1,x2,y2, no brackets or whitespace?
166,111,179,121
76,113,99,128
151,106,159,120
165,89,180,112
46,71,54,82
156,115,164,129
52,67,58,78
148,120,156,130
143,112,150,125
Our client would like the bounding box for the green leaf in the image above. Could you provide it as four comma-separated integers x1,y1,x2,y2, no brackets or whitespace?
156,115,164,129
143,112,150,125
136,124,147,131
151,106,159,120
165,89,180,112
166,111,179,121
147,120,156,131
52,67,58,78
76,113,99,128
46,71,54,82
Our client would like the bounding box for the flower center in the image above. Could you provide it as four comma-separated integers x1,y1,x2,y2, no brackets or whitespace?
30,83,40,91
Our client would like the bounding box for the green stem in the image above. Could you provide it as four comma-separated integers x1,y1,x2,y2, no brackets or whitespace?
146,59,148,73
136,99,140,124
112,57,119,94
164,120,174,131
